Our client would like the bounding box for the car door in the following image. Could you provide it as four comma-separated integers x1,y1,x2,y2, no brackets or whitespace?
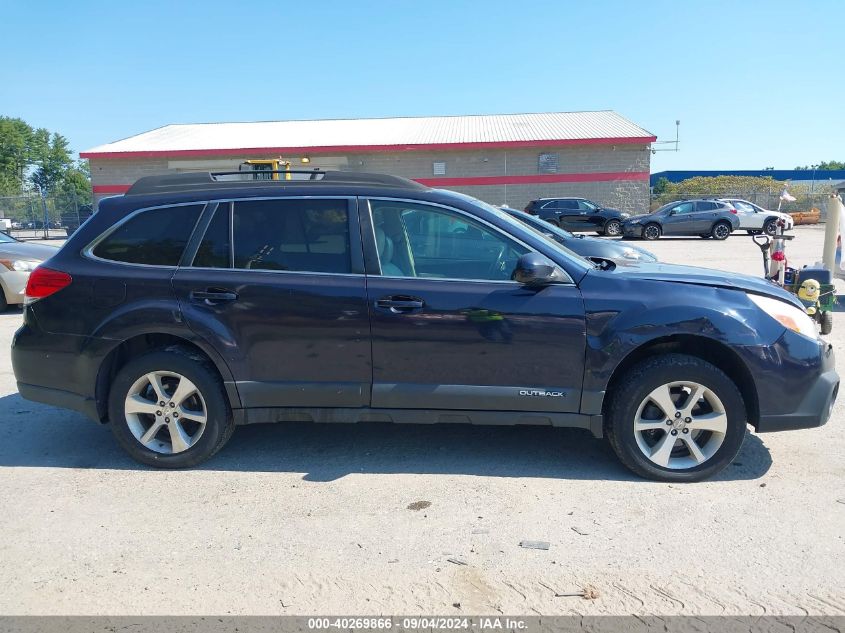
362,197,586,414
661,201,695,235
171,196,372,409
733,201,761,229
693,201,721,232
557,200,584,231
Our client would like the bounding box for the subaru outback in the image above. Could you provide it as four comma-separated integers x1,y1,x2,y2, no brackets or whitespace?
11,171,838,481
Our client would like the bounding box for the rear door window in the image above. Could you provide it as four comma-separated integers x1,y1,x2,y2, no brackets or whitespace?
92,204,203,266
695,201,719,212
193,202,232,268
231,199,351,273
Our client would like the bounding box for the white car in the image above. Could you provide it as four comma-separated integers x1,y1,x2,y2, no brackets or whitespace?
0,233,58,311
720,198,794,236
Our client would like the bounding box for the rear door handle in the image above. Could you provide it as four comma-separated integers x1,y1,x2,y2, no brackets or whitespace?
190,288,239,303
376,296,425,313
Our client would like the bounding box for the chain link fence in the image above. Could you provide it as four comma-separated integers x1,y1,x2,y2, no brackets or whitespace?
0,191,92,240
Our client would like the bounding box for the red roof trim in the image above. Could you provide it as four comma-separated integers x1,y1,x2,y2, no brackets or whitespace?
92,170,649,195
92,184,132,194
416,171,650,187
80,136,656,159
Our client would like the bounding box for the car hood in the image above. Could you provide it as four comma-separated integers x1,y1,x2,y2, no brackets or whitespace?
608,261,803,307
0,242,59,262
622,213,655,222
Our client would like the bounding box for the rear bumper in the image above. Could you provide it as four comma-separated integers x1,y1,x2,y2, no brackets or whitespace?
17,382,100,422
755,339,838,432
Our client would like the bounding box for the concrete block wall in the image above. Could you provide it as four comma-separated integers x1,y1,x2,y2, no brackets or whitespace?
90,143,651,214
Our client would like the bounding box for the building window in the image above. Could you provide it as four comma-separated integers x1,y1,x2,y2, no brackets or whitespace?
538,153,559,174
432,161,446,176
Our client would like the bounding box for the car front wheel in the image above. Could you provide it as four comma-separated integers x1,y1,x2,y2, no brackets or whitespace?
763,219,778,236
605,354,746,482
642,223,661,240
108,347,235,468
603,219,622,237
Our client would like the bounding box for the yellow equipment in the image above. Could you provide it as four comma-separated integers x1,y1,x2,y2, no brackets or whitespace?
239,159,292,181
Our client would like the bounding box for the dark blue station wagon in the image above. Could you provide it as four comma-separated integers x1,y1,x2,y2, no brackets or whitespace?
11,171,838,481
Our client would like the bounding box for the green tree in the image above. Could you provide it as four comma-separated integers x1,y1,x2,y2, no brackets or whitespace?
59,161,93,204
794,161,845,170
30,132,73,194
0,117,42,194
652,176,670,195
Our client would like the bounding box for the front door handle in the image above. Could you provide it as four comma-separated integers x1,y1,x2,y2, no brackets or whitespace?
190,288,239,304
376,295,425,313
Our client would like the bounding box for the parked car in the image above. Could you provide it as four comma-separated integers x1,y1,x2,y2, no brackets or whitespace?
524,197,629,236
61,204,94,236
0,232,58,311
719,198,794,236
622,199,740,240
12,171,838,482
501,206,657,263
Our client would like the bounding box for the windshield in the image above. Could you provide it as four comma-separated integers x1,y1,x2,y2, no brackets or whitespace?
433,191,594,271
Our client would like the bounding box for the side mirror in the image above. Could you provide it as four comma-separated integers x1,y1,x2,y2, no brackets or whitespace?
512,252,568,286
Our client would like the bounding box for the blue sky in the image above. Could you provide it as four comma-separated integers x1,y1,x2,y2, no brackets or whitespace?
1,0,841,172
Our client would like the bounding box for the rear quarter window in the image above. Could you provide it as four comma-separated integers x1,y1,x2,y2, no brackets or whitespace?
92,204,203,266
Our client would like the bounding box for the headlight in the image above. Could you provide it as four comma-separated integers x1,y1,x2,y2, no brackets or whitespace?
620,213,631,219
748,293,817,339
0,259,40,272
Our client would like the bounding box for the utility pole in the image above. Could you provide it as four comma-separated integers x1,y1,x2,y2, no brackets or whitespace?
39,187,49,240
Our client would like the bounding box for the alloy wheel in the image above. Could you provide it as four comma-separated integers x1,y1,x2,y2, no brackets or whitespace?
643,225,660,240
633,381,728,470
605,220,622,236
124,371,208,454
714,223,730,239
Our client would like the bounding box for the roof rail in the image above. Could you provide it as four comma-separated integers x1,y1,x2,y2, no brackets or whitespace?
125,170,427,196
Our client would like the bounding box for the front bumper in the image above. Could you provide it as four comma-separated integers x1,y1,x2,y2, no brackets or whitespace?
621,223,643,237
755,337,838,432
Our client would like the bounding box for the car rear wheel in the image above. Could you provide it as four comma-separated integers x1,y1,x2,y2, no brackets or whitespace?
108,347,235,468
642,223,661,240
603,219,622,237
605,354,746,482
711,221,731,240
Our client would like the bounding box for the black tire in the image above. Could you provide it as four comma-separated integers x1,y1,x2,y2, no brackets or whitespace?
642,223,661,240
602,219,622,237
763,219,778,236
711,221,732,240
605,354,747,482
107,346,235,468
820,311,833,335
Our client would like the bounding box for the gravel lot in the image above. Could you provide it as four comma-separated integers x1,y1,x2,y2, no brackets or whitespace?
0,226,842,616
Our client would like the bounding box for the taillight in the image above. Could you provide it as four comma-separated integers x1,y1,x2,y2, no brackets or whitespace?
729,207,738,214
24,266,72,304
